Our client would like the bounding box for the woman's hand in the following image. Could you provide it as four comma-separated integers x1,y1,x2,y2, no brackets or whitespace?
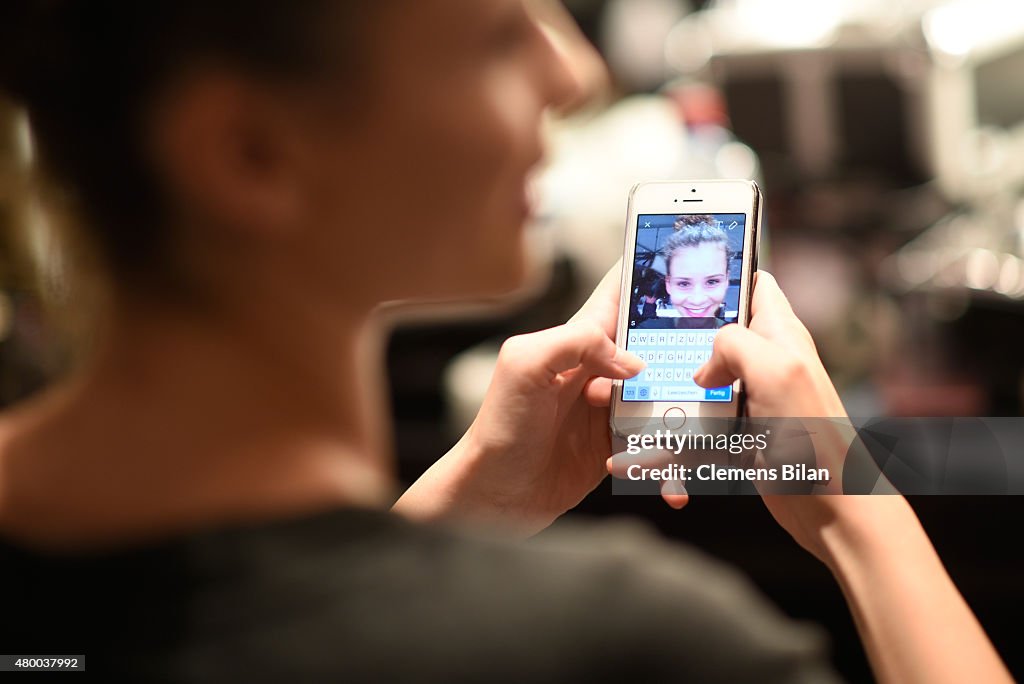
693,271,845,418
669,271,897,565
603,270,906,564
394,263,641,535
690,271,858,563
660,272,1012,684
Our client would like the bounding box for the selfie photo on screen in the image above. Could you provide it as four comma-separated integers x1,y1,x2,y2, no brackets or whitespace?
630,214,745,330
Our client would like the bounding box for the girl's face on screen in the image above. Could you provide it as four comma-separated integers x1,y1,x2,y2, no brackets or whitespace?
665,243,729,318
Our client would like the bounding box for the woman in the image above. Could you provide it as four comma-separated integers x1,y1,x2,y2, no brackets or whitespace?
0,1,1012,682
664,215,731,323
638,215,733,329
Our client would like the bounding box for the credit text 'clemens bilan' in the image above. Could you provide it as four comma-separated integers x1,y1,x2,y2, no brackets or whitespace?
623,429,831,484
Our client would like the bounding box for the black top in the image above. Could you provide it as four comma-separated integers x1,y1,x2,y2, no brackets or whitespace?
0,508,841,682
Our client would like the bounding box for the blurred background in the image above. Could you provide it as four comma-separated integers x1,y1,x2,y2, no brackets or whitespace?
2,0,1023,680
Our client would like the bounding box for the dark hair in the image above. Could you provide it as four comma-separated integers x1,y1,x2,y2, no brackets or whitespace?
0,1,359,283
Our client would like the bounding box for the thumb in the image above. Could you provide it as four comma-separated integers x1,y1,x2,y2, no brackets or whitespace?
494,322,645,393
693,324,779,389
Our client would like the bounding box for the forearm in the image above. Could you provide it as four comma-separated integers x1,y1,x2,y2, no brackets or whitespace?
392,433,476,523
822,497,1012,684
392,433,548,536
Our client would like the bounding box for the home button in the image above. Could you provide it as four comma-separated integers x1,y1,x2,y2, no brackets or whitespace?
663,407,686,430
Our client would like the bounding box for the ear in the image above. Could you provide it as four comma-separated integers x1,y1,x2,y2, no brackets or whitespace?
150,71,307,240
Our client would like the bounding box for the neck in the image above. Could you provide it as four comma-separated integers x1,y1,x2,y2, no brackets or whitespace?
1,271,396,549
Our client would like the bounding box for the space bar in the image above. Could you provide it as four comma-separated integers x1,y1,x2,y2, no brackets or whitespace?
662,386,703,400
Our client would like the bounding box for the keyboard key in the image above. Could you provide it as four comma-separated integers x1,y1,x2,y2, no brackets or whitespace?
704,387,731,401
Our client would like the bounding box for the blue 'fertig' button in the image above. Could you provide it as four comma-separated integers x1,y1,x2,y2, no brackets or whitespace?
704,387,732,402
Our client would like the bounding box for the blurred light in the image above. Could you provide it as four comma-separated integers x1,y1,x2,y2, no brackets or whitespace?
731,0,843,47
964,247,999,290
444,344,498,433
603,0,688,90
13,110,33,168
714,141,759,179
924,0,1024,59
995,254,1021,296
665,17,713,73
602,98,687,173
963,127,1009,179
1015,196,1024,255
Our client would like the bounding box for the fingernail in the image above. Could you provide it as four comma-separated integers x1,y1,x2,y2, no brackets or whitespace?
693,363,706,382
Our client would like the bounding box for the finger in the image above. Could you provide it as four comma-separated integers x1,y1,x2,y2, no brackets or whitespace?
495,321,644,391
607,448,677,479
569,259,623,337
583,376,613,407
605,455,689,507
662,493,689,509
692,324,786,389
660,479,689,509
749,270,817,353
750,270,795,319
584,376,618,406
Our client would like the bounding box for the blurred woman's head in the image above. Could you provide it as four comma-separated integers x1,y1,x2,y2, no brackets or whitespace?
0,0,581,316
663,216,729,318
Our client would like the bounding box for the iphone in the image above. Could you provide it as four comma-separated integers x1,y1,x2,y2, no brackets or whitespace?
610,180,761,437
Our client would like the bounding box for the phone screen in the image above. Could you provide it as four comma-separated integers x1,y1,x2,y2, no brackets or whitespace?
622,213,746,403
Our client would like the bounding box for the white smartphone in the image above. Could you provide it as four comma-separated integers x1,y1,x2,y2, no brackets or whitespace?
609,180,762,438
